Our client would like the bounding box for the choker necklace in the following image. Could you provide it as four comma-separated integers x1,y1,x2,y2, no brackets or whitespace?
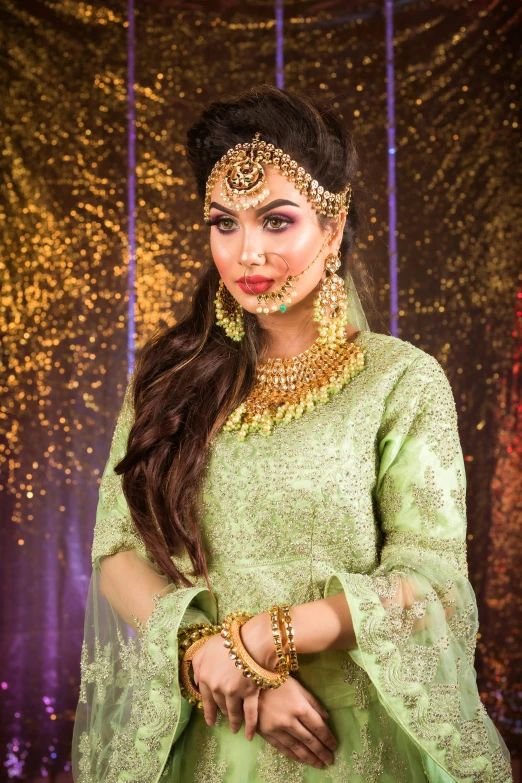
223,333,366,438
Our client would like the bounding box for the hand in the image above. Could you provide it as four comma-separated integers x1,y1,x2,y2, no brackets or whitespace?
191,631,261,739
256,675,337,769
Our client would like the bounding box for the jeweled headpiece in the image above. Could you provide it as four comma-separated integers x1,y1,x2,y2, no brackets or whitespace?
204,131,352,222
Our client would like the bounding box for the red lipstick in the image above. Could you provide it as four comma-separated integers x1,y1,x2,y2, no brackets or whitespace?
236,275,275,294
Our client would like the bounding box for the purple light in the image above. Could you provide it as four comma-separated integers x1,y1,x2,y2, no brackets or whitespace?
384,0,398,337
275,0,284,89
1,681,7,689
127,0,137,379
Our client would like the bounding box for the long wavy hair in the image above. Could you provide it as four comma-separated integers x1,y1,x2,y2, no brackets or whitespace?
114,84,381,593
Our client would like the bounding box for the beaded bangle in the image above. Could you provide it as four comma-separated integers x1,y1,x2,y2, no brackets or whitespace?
280,604,299,671
177,622,221,708
221,610,289,689
269,606,290,675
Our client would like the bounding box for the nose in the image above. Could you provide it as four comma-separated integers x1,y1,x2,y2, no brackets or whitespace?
238,228,266,270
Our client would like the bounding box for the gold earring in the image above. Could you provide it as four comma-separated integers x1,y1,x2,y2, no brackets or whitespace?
312,250,348,347
214,279,245,341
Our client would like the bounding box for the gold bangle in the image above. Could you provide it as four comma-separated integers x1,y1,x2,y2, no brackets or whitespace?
177,623,221,707
269,606,290,675
280,604,299,671
221,611,289,689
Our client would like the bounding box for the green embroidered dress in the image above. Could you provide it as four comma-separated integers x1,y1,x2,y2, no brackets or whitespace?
72,329,512,783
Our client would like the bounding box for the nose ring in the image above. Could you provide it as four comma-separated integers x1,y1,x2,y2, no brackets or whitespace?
257,251,290,272
242,252,291,294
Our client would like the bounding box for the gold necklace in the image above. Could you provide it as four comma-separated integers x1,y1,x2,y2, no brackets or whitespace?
223,334,366,438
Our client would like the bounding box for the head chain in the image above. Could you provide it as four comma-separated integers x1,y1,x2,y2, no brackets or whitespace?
204,131,352,223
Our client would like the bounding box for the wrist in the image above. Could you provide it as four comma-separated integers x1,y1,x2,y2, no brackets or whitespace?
240,611,279,672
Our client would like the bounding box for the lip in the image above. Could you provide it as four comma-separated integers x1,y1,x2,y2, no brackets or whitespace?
237,280,274,294
236,275,274,283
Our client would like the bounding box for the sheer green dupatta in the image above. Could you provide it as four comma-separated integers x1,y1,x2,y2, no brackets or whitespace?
72,380,215,783
325,352,512,783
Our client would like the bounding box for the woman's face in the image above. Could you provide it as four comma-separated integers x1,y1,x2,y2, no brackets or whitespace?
208,165,345,316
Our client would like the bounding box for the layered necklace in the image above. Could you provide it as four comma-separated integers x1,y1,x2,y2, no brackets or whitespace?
223,334,366,438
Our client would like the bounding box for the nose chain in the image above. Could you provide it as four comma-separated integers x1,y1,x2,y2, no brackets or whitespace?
246,231,332,315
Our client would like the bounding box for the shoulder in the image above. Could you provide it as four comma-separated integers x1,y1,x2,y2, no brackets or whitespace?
357,330,454,406
358,330,444,375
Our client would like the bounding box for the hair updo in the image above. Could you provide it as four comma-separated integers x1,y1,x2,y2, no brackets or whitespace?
114,84,378,590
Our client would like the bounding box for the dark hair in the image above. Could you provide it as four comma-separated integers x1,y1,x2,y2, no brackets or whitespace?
114,84,380,593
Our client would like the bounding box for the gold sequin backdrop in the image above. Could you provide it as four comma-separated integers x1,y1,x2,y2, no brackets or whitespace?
0,0,520,776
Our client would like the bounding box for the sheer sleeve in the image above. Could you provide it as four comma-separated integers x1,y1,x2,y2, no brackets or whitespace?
72,378,216,783
324,352,513,783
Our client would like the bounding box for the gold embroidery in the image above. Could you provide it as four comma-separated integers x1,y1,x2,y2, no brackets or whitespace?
380,531,468,578
450,467,467,523
91,514,148,566
193,735,227,783
412,465,445,529
341,655,371,710
99,470,122,511
351,722,384,782
79,639,111,703
444,711,491,780
377,711,411,780
324,757,352,779
412,683,460,740
257,742,304,783
379,472,404,531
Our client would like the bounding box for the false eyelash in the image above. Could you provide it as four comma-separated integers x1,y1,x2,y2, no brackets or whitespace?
206,214,294,230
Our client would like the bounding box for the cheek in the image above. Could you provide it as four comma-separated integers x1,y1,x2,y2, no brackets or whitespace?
275,222,326,276
210,234,233,278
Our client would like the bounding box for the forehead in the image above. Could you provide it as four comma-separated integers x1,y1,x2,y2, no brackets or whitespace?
209,163,310,208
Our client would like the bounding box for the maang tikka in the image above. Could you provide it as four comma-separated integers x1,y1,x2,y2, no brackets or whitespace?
204,131,352,221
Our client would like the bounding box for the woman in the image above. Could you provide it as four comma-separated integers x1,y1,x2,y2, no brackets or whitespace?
72,85,512,782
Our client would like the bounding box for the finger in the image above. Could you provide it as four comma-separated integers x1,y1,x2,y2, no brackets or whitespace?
274,729,327,769
292,719,335,767
258,733,303,764
225,696,244,734
213,693,229,718
199,681,218,726
299,708,338,753
191,661,199,687
243,692,259,741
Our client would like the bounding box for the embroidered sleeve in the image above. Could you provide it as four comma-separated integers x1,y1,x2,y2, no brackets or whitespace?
91,377,149,567
73,579,216,783
325,352,512,783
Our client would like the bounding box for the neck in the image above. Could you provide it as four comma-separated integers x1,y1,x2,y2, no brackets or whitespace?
257,288,320,360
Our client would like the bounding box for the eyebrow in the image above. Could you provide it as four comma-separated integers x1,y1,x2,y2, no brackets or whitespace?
209,199,300,218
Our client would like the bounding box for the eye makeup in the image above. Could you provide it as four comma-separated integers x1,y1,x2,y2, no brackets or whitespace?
206,213,295,233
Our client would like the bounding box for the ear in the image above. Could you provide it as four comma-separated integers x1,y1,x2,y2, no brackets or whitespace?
327,209,347,251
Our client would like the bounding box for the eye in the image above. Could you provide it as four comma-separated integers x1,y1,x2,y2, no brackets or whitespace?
265,215,289,230
214,216,235,231
208,213,293,233
265,215,294,231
